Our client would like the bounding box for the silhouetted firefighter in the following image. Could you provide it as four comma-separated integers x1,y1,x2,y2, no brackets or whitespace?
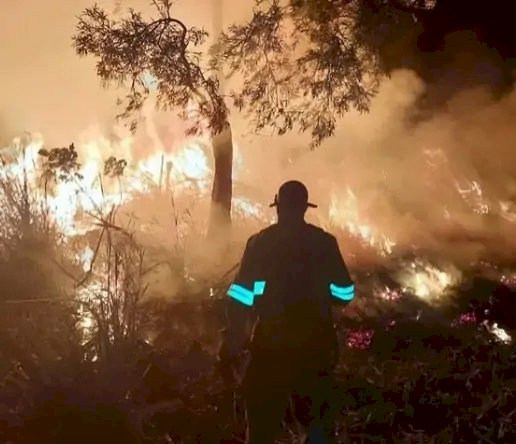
219,181,355,443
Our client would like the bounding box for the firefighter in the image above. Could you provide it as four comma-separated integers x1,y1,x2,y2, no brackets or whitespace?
219,180,355,443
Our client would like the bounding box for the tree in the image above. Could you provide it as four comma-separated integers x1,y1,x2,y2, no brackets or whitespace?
208,0,233,240
72,0,388,236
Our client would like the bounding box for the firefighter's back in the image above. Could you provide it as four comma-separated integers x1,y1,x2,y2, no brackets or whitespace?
249,222,337,358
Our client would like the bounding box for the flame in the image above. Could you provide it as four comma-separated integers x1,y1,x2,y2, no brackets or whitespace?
328,188,396,255
397,260,460,301
374,286,402,301
233,197,271,221
455,179,489,215
76,281,103,338
80,246,94,272
137,142,211,191
0,132,214,236
487,322,512,344
4,130,505,330
0,130,220,339
0,136,41,182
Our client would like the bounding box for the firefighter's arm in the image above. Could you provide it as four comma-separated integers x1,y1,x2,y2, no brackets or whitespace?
219,236,263,362
326,236,355,305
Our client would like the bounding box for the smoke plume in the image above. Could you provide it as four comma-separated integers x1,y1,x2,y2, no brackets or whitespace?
2,1,515,279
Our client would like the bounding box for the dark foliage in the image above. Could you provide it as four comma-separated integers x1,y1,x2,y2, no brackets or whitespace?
39,144,83,183
73,0,228,136
73,0,516,139
73,0,383,147
104,156,128,178
215,0,379,146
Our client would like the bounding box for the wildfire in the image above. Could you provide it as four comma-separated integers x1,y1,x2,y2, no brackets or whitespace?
0,132,217,236
455,179,489,215
328,188,396,255
80,246,95,272
1,131,509,327
375,286,402,301
486,322,512,344
397,260,461,301
233,197,271,221
8,135,484,268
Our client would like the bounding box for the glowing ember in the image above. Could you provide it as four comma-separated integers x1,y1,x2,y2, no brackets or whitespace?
500,274,516,289
453,310,478,326
346,329,375,350
455,180,489,215
375,286,402,301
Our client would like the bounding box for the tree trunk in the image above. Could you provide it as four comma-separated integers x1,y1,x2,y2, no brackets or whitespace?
207,125,233,240
207,0,233,241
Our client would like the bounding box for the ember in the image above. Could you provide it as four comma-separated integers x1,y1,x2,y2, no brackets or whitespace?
453,310,477,326
346,329,375,350
375,286,403,301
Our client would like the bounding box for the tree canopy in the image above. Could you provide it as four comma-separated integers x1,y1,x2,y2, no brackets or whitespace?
74,0,227,135
72,0,394,147
74,0,516,144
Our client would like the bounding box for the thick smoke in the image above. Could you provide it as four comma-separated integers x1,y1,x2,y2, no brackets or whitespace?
234,69,516,266
2,1,515,279
0,0,119,145
0,0,240,146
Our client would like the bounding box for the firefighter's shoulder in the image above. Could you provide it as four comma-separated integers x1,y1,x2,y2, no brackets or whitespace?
254,224,280,242
245,225,275,248
306,223,337,245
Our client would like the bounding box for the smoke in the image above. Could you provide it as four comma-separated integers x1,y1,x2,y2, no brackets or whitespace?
0,0,118,145
1,0,515,279
0,0,248,146
233,69,516,266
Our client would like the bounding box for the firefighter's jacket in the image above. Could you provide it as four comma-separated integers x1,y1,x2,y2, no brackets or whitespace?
222,222,354,362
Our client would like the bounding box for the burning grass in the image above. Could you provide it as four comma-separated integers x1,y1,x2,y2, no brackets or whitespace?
0,138,514,443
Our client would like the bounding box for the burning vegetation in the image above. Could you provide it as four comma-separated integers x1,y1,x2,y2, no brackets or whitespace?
1,0,515,443
0,127,513,443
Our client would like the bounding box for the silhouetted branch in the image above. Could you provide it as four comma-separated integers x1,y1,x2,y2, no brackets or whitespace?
73,1,228,135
